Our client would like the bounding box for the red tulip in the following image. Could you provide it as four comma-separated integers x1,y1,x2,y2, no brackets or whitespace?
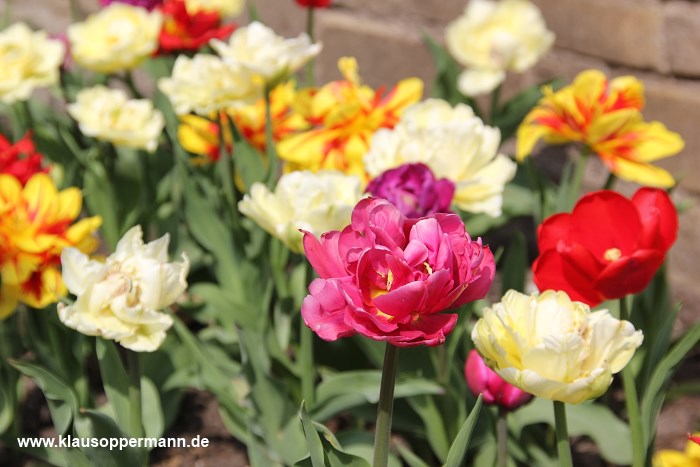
533,188,678,306
157,0,236,54
295,0,331,7
301,198,495,347
465,350,532,410
0,132,47,185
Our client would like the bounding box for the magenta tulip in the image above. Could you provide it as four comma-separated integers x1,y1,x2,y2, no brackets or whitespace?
365,163,455,218
301,198,495,347
465,350,533,410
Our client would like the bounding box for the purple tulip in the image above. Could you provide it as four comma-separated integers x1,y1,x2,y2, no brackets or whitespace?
365,163,455,218
465,350,533,411
99,0,164,10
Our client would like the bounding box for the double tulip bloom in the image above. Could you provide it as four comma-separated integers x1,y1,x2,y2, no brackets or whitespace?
533,188,678,307
366,163,455,218
59,226,189,352
473,290,643,404
301,198,495,347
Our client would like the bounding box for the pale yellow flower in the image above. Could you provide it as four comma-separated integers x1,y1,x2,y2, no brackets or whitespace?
445,0,554,96
68,3,162,73
58,226,189,352
238,171,364,253
185,0,245,17
211,21,321,86
158,53,261,115
68,85,164,152
0,22,65,103
364,99,516,216
472,290,643,404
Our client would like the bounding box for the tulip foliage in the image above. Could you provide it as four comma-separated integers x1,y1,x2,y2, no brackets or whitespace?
0,1,697,467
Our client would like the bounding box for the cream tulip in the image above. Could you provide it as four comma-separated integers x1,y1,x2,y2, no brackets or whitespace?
58,226,189,352
210,21,322,86
364,99,516,217
445,0,554,96
472,290,643,404
68,3,162,74
158,54,261,115
68,86,165,152
238,171,364,253
0,23,65,103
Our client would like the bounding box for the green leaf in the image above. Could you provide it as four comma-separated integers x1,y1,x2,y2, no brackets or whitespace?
641,322,700,449
10,360,79,435
511,398,632,464
95,339,130,431
141,377,164,440
73,409,146,467
500,231,527,294
299,402,325,467
395,441,431,467
444,394,482,467
408,395,450,463
83,162,120,249
312,371,444,421
492,79,563,141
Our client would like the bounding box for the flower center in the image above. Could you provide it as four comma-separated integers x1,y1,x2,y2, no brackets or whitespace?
603,247,622,262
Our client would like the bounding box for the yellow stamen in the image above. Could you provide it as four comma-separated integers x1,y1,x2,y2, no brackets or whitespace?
603,248,622,262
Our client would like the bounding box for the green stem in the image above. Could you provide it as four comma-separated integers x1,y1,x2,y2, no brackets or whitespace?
123,70,141,99
305,6,316,87
619,297,644,467
497,408,508,467
490,84,502,124
68,0,82,21
264,88,278,188
602,172,617,190
567,148,589,211
553,401,573,467
217,113,240,228
126,350,144,439
372,344,400,467
299,317,314,407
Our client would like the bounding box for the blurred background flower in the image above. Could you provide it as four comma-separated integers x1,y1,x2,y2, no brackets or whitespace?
238,170,363,253
0,23,65,104
445,0,554,96
277,57,423,180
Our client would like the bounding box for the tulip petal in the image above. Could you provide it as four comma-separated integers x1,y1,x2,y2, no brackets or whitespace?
594,249,665,298
61,247,108,296
301,230,348,279
301,278,356,341
533,249,602,306
632,187,678,250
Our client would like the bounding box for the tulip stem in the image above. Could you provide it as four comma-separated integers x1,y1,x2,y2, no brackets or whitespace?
567,149,589,211
126,349,144,439
497,408,508,467
619,297,644,467
553,401,573,467
603,172,617,190
490,84,502,124
373,343,400,467
264,88,278,189
300,314,315,408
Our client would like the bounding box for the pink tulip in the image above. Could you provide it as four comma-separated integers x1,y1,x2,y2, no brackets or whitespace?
301,198,495,347
465,350,532,410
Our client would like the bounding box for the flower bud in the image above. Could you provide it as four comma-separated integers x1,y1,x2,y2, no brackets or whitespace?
465,350,532,410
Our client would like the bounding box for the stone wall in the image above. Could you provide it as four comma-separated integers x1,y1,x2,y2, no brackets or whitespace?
10,0,700,327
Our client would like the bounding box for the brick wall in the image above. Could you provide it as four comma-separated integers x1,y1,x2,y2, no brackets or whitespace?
10,0,700,327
